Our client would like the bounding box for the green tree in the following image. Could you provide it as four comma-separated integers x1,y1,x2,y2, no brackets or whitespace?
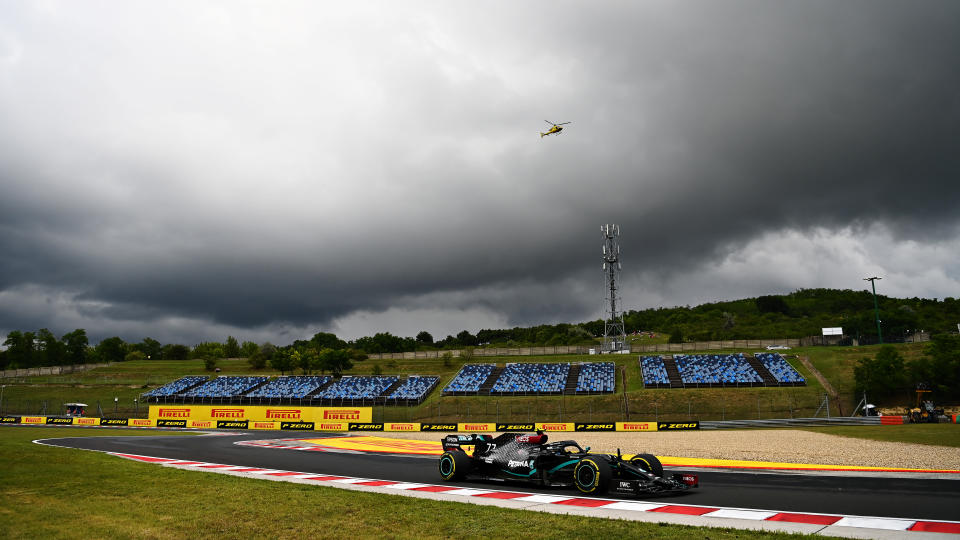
240,341,260,358
96,337,128,363
62,329,89,365
269,348,294,375
416,331,434,345
203,354,219,372
456,330,478,347
36,328,65,366
160,343,190,360
318,348,353,377
441,351,453,368
854,345,908,401
909,334,960,398
667,327,684,344
3,331,35,368
137,337,162,359
247,350,267,370
191,342,223,360
223,336,240,358
298,348,321,375
125,350,146,362
310,332,346,350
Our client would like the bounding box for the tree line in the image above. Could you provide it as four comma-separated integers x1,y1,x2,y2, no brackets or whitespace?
2,288,958,370
853,334,960,405
621,288,959,344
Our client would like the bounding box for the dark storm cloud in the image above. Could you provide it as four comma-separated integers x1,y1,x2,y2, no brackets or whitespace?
0,1,958,342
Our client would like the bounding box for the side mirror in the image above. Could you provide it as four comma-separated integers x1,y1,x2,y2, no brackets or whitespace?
584,446,591,453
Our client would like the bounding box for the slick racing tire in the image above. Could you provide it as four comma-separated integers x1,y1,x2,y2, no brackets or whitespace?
573,457,612,495
630,453,664,477
439,450,471,481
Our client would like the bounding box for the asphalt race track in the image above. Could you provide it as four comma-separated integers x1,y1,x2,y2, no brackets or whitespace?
38,430,960,523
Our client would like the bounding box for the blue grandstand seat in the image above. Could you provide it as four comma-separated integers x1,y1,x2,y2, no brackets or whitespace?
181,376,269,398
490,363,570,394
143,376,209,397
386,376,439,400
319,376,398,400
443,364,496,393
244,376,331,399
575,362,615,393
640,356,670,386
674,353,762,385
755,353,805,384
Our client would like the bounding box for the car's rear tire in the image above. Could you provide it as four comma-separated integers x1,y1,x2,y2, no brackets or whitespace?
439,450,470,481
631,453,664,477
573,457,612,495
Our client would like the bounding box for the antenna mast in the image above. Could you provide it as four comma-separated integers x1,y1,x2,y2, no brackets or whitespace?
601,224,627,353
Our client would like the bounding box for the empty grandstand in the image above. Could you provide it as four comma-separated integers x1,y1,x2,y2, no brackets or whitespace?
640,353,806,388
574,362,615,393
144,373,442,405
142,376,208,398
180,376,270,402
755,353,806,385
243,375,332,402
384,375,440,405
317,376,399,403
674,353,763,386
443,364,498,395
640,356,670,388
442,362,615,396
491,362,571,395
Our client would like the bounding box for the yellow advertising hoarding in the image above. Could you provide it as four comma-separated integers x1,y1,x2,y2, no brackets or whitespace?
457,422,496,432
74,417,100,426
536,422,575,432
149,405,372,424
312,422,348,431
616,421,658,432
128,418,155,427
249,421,280,430
384,422,421,432
21,416,44,424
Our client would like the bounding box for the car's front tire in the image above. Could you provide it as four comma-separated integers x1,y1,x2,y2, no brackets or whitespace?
630,453,664,477
439,450,470,481
573,457,611,495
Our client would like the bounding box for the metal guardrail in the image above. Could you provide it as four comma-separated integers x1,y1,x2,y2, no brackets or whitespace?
701,416,887,429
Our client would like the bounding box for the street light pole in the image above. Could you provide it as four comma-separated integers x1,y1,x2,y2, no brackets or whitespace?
864,276,883,344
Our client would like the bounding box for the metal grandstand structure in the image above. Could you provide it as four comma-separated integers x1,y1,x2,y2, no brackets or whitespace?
601,224,628,353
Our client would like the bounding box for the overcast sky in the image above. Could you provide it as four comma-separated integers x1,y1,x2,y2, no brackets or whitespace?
1,1,958,346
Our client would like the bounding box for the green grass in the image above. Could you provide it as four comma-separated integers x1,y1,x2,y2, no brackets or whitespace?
0,426,824,539
800,423,960,448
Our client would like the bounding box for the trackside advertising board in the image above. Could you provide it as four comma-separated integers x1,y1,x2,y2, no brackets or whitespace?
536,422,575,432
657,421,700,431
616,421,657,432
385,423,420,432
149,405,372,424
458,422,496,432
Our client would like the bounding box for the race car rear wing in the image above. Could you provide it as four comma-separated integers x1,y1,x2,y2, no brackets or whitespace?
441,434,491,452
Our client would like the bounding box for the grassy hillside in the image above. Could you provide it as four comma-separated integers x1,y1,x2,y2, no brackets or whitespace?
5,343,937,421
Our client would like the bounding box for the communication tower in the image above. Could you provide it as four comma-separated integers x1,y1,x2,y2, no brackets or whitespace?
601,224,627,353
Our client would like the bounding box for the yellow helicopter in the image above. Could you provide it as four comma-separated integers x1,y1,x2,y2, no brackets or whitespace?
540,120,571,138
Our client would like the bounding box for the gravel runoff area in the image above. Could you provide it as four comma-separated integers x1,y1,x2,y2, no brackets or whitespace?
375,430,960,470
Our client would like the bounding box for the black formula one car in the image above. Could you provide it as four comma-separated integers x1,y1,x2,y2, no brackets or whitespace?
439,431,698,496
